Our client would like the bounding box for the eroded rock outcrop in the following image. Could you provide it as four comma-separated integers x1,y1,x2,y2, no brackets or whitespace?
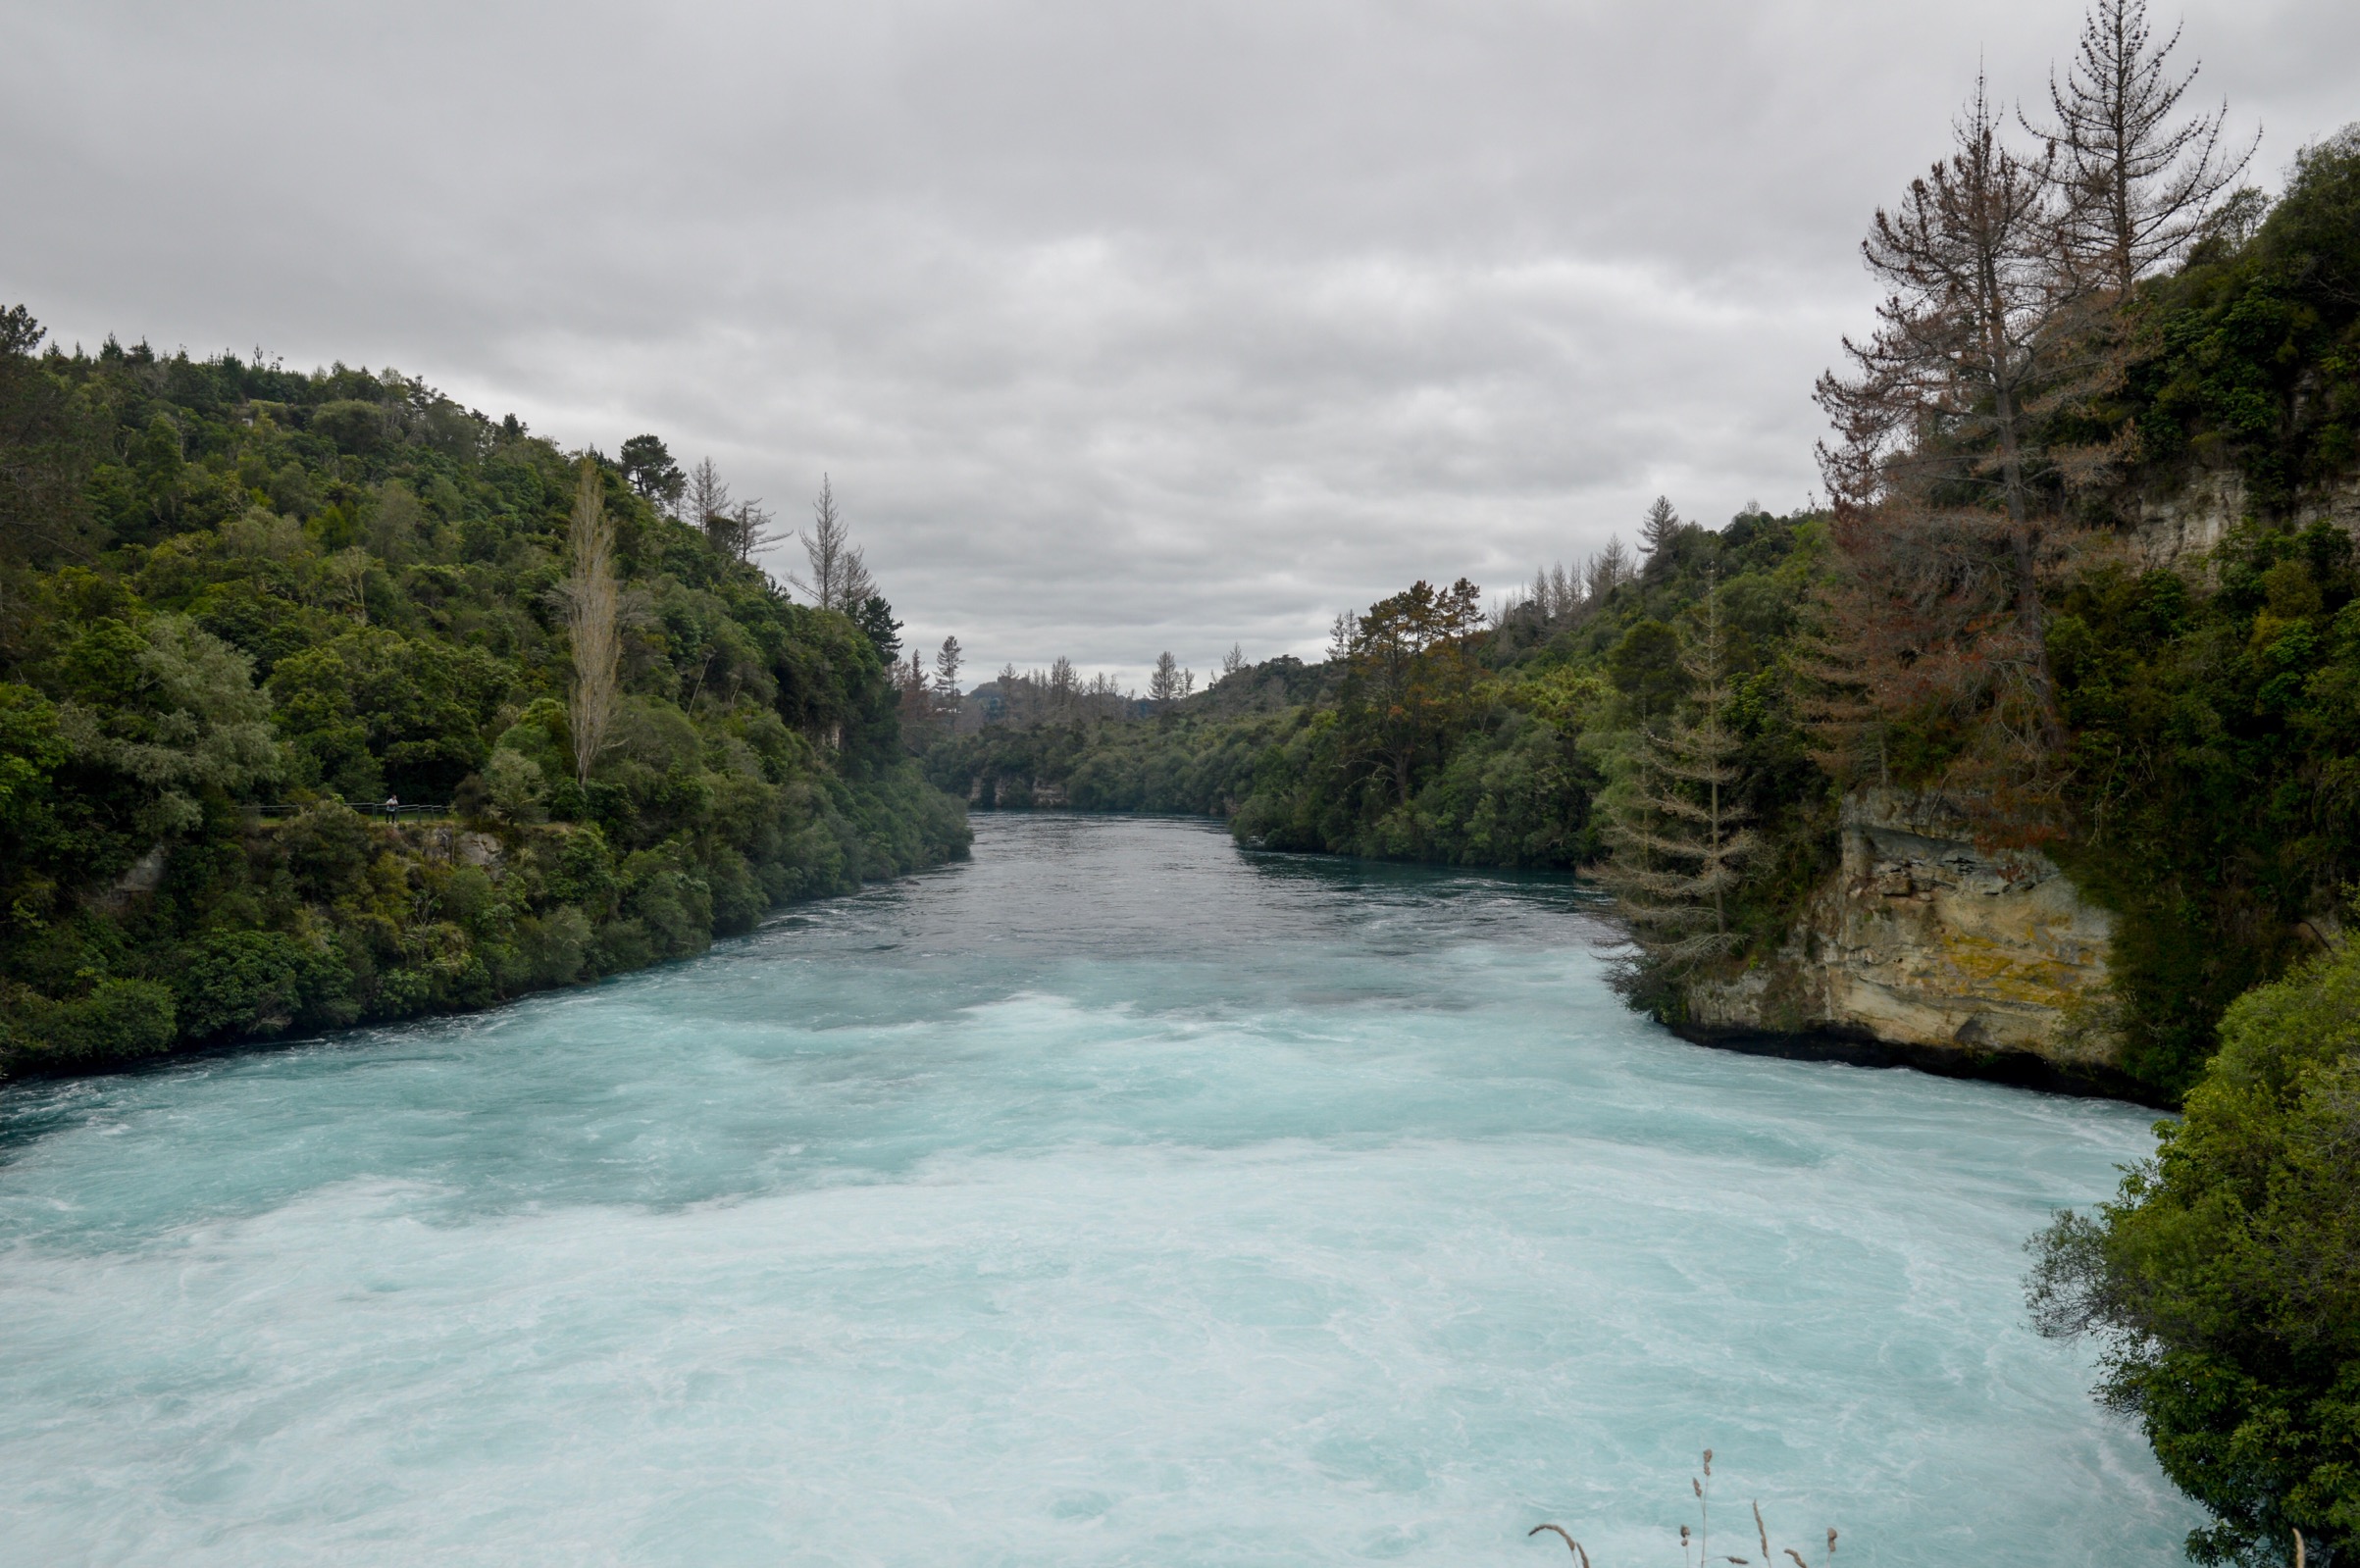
1681,788,2122,1084
2132,466,2360,568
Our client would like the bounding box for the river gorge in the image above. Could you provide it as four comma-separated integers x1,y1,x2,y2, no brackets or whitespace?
0,817,2197,1564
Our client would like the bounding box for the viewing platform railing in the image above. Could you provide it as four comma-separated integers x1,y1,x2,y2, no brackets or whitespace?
251,802,454,824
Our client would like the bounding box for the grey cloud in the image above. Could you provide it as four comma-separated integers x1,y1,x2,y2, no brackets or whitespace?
3,0,2351,685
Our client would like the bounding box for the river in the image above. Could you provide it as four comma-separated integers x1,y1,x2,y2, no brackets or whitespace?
0,815,2196,1565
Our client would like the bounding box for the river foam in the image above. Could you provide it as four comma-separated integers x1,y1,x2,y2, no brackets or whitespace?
0,816,2194,1565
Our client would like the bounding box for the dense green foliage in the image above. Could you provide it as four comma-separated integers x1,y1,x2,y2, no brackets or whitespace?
932,511,1834,986
2125,131,2360,515
2050,521,2360,1093
1233,516,1826,903
2047,134,2360,1095
0,323,966,1076
2031,938,2360,1563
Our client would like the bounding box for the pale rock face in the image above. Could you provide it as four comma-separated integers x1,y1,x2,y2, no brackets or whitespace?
1685,788,2116,1065
2134,468,2247,567
2133,468,2360,568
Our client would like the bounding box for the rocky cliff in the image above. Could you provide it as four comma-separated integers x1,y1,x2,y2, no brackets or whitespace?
1679,788,2134,1095
2132,466,2360,567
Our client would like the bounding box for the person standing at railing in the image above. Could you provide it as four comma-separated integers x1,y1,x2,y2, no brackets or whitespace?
383,794,399,825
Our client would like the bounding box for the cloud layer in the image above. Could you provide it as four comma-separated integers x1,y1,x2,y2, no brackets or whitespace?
4,0,2351,685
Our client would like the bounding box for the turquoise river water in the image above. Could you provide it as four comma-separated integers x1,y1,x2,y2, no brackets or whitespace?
0,816,2197,1566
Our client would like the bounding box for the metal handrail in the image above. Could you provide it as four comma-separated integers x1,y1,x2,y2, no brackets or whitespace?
251,801,452,822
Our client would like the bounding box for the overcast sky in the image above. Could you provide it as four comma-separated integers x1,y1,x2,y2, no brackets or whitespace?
4,1,2352,686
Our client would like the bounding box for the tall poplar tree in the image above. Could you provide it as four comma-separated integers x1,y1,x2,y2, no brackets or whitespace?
558,458,621,784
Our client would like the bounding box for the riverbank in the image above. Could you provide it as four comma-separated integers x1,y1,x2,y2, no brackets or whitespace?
0,775,968,1082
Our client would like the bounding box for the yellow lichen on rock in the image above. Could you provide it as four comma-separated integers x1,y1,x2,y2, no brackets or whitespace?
1685,788,2118,1066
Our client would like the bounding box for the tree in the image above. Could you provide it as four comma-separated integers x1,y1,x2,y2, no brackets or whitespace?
2028,936,2360,1563
618,434,686,512
1524,562,1581,626
0,305,99,578
685,457,730,539
678,458,774,562
1639,495,1682,557
268,628,507,799
1817,75,2060,533
854,594,901,660
1341,578,1487,803
894,647,932,738
792,475,877,613
2033,0,2254,298
1596,575,1757,1000
557,459,620,784
1150,650,1183,708
1221,643,1245,680
1584,536,1633,604
53,615,282,840
1811,76,2078,816
933,634,963,714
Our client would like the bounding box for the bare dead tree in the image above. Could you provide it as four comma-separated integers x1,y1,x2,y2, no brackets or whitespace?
791,475,878,612
1585,535,1633,603
2032,0,2255,297
1813,75,2078,785
1325,611,1360,667
723,497,781,565
685,458,731,546
1149,651,1182,708
1819,75,2062,531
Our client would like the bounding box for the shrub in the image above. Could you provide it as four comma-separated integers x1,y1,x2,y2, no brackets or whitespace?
2029,936,2360,1561
176,929,348,1040
0,979,178,1071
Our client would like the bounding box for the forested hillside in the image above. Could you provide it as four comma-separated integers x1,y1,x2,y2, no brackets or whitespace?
0,318,966,1076
928,117,2360,1106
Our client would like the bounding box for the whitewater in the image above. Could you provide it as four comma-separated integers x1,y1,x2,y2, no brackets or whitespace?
0,815,2196,1565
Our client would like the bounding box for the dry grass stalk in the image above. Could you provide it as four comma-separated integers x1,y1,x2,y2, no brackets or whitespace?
1528,1522,1590,1566
1529,1450,1835,1568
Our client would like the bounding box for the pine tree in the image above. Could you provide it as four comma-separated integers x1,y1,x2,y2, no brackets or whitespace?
1597,573,1756,996
932,633,963,718
2033,0,2253,297
685,458,731,549
792,475,876,611
1584,535,1632,603
1149,651,1182,707
618,434,685,512
1639,495,1682,558
1810,74,2078,809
